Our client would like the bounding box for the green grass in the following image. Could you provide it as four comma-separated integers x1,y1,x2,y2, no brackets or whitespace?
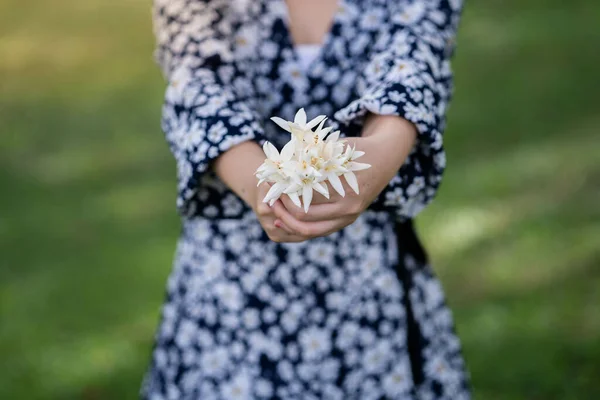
1,0,599,399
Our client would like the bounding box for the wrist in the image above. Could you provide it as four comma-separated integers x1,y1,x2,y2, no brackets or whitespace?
213,140,265,211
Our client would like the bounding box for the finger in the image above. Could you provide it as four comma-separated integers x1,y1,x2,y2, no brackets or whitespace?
303,203,347,222
300,217,353,238
272,201,311,236
262,202,302,237
269,231,307,243
274,218,295,235
279,194,303,214
266,224,307,243
291,200,359,223
311,190,331,205
311,182,343,205
278,192,346,223
273,201,354,238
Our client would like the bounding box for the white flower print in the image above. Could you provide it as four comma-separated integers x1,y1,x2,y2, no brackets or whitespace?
281,303,304,334
297,362,318,381
279,61,309,93
233,24,259,59
221,370,252,400
307,241,335,266
374,272,403,299
174,319,197,348
196,328,214,349
242,308,260,329
360,8,385,30
344,216,369,241
325,291,347,311
394,1,427,25
225,229,246,254
299,326,332,361
214,281,244,311
255,379,274,398
276,360,295,382
200,346,229,378
425,354,462,386
320,358,341,381
383,359,413,396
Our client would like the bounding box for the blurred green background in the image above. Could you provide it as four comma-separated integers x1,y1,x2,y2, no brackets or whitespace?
1,0,599,399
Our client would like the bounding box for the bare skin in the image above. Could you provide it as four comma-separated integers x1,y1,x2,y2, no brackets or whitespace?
213,1,417,243
285,0,340,46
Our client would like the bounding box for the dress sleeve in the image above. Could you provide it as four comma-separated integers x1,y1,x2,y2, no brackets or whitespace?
333,0,463,220
153,0,266,216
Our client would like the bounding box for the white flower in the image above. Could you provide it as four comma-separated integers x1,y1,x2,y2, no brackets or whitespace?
255,141,295,184
270,107,326,133
255,108,371,212
214,281,243,311
340,145,371,194
299,326,332,361
364,340,392,374
200,347,229,378
256,141,297,206
221,370,252,400
285,156,329,212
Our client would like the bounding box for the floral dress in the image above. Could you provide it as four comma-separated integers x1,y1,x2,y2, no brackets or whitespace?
141,0,470,399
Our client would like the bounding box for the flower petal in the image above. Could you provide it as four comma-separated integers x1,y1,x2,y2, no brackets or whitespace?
295,108,307,126
263,181,286,204
344,172,360,194
290,125,307,142
280,140,295,161
302,184,313,213
270,116,292,132
325,130,340,142
284,182,302,193
328,173,345,197
347,161,371,171
263,141,278,159
351,150,365,160
317,126,332,140
313,181,330,198
343,145,352,159
306,115,327,130
286,191,302,208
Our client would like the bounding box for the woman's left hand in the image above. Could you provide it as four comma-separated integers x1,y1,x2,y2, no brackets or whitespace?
271,116,416,240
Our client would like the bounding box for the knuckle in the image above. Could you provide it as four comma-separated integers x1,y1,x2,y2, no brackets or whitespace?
299,225,313,237
266,231,282,243
256,204,270,217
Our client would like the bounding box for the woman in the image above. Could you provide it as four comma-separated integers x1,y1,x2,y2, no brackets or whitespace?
142,0,469,398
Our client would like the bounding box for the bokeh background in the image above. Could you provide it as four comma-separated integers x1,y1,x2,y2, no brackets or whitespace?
1,0,599,399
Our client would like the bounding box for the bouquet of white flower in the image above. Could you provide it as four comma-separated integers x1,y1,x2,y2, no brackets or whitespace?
255,109,371,213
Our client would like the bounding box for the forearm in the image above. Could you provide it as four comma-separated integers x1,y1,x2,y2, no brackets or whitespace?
213,141,265,210
357,114,417,199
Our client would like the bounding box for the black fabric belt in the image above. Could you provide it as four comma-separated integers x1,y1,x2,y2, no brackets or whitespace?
395,219,428,386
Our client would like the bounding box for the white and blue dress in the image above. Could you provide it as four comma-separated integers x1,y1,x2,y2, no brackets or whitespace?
142,0,470,398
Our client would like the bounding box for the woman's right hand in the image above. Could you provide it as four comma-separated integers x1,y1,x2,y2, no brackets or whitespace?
252,183,307,243
213,140,305,243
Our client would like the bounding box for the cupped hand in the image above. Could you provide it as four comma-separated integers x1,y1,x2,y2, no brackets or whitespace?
270,136,387,240
251,182,307,243
255,114,417,243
